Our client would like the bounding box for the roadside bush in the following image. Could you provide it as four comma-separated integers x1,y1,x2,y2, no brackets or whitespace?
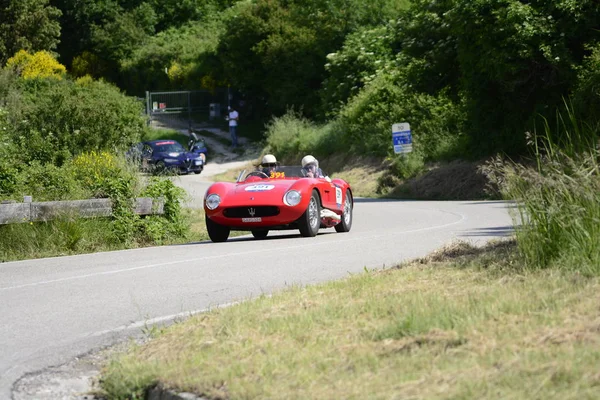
6,77,146,166
486,107,600,275
138,177,189,243
335,71,467,161
0,107,18,198
264,110,345,164
70,151,137,198
264,111,323,163
12,162,87,201
71,151,140,243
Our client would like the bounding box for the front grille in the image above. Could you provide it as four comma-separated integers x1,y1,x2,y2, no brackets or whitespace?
223,206,280,218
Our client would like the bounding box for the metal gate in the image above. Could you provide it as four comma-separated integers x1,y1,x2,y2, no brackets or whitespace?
145,89,230,129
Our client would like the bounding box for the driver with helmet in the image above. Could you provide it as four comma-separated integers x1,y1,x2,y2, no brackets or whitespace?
301,155,325,178
259,154,278,176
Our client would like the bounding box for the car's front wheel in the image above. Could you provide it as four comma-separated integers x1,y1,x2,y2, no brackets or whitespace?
298,190,321,237
206,215,230,242
251,229,269,239
335,189,353,233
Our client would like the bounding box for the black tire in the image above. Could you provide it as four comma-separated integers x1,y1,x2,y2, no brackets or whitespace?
251,229,269,239
194,170,202,175
205,214,230,242
335,189,353,233
298,190,321,237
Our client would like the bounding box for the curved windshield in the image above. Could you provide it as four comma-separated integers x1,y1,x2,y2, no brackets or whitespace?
237,166,326,182
152,142,185,153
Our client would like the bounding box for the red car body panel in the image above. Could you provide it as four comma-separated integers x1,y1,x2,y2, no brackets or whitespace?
204,174,352,230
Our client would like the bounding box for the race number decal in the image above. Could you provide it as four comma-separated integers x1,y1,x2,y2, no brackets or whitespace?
335,186,343,207
269,171,286,179
245,184,275,192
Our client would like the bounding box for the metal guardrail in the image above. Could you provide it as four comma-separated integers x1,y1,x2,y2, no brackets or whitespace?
0,197,164,225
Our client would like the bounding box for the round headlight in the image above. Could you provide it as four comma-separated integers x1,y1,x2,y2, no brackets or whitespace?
284,190,301,206
205,193,221,210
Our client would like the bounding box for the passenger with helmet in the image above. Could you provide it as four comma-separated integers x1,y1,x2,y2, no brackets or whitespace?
301,155,325,178
259,154,278,176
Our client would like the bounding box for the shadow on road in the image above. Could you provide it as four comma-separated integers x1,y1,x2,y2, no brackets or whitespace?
459,225,515,237
176,230,338,246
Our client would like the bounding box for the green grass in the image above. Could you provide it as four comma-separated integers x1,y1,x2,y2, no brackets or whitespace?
486,102,600,274
99,240,600,399
0,208,208,262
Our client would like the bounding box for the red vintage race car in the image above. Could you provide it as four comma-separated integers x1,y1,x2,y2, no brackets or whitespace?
203,166,353,242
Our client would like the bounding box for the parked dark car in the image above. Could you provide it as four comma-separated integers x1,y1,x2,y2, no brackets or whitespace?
127,139,205,174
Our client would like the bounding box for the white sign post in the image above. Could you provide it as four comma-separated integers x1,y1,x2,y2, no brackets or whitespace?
392,123,412,154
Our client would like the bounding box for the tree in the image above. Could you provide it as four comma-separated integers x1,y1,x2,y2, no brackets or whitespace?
0,0,62,65
218,0,406,118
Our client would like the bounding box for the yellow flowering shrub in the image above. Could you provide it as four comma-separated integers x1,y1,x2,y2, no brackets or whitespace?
71,151,123,197
167,61,184,82
5,50,66,80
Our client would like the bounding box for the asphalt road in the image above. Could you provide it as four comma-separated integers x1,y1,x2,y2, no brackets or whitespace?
0,175,513,398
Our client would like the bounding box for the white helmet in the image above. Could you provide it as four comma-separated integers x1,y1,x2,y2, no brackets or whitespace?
261,154,277,165
301,155,318,168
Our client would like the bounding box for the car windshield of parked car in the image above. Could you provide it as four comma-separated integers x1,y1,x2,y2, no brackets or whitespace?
237,166,326,182
152,141,185,153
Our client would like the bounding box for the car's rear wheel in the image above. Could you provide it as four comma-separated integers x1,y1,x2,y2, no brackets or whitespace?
335,189,353,233
251,229,269,239
298,190,320,237
205,215,230,242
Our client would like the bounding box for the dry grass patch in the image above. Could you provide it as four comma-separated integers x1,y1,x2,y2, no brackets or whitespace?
100,241,600,399
386,159,497,200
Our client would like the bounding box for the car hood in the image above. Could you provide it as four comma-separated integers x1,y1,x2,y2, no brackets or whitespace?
235,179,298,193
219,179,301,205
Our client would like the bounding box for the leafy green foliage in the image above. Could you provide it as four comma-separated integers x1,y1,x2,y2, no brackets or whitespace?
485,103,600,274
393,0,600,155
0,0,62,65
573,42,600,134
12,162,87,201
264,110,331,163
321,25,396,115
217,0,409,118
336,71,467,160
139,177,188,242
4,77,146,165
119,20,224,94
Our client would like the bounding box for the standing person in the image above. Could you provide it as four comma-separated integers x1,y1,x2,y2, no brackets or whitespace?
226,106,239,148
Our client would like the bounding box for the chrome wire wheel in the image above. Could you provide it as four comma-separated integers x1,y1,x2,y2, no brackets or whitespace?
343,195,352,225
298,190,321,237
308,197,319,228
335,190,353,233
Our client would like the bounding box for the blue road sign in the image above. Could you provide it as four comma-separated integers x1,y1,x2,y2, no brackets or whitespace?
392,123,412,154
